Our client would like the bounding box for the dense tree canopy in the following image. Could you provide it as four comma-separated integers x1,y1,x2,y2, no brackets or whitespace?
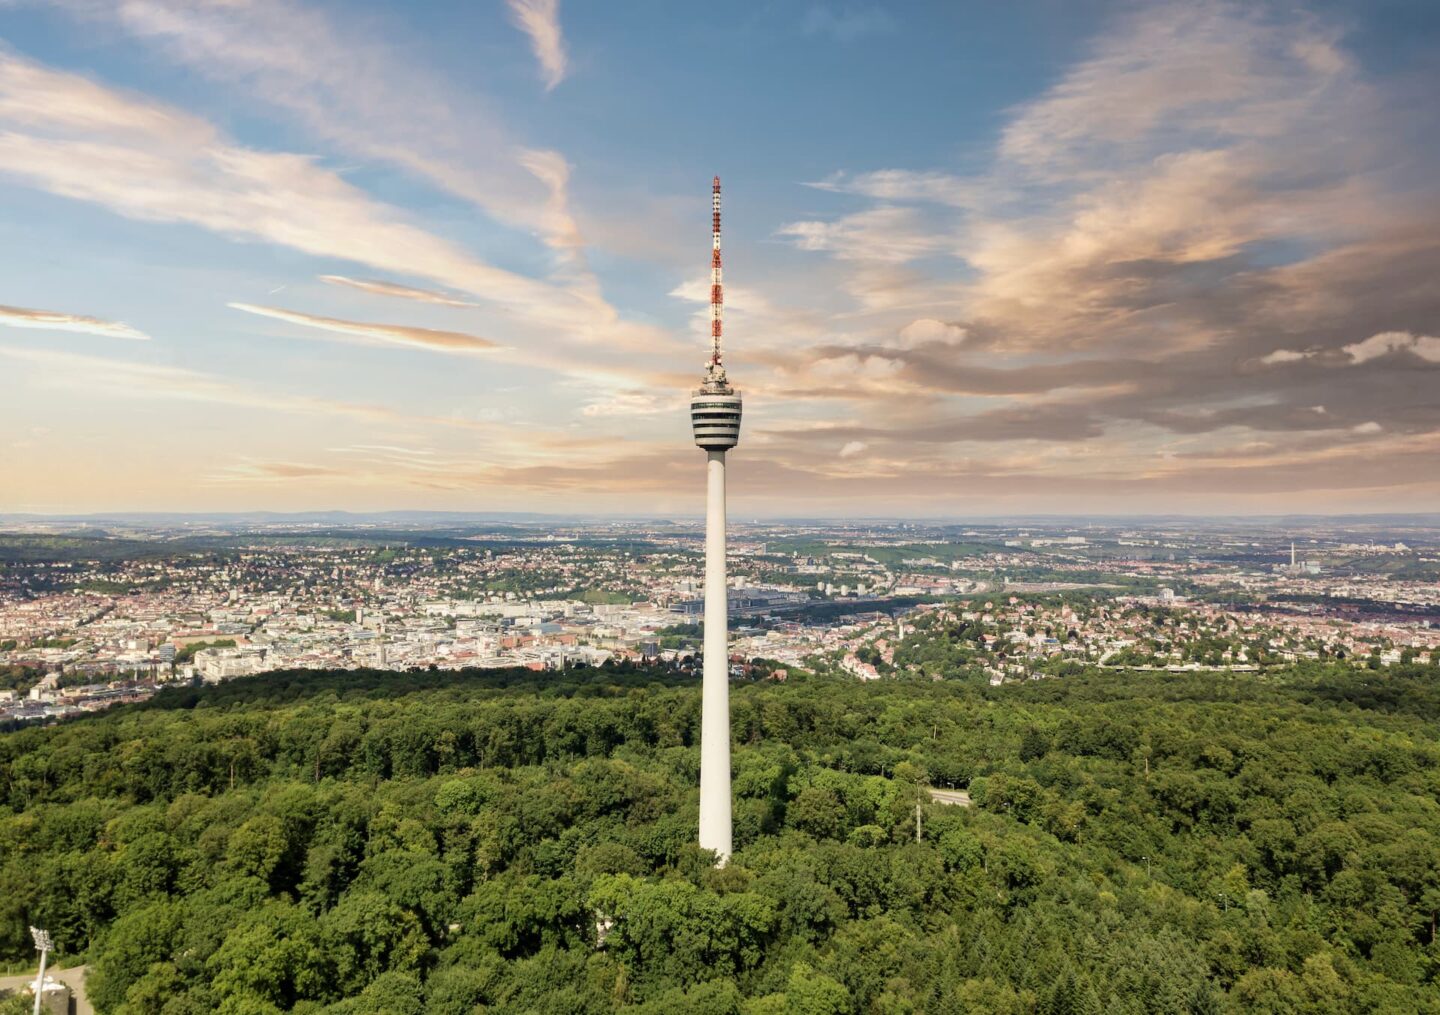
2,660,1438,1013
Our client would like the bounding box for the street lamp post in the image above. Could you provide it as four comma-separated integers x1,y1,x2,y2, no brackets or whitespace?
28,927,52,1015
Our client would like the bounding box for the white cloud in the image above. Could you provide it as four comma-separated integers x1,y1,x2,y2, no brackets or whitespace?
897,318,966,346
518,147,586,256
0,344,414,424
330,444,437,458
580,391,682,417
1342,331,1440,364
807,170,981,208
785,2,1386,358
505,0,569,91
0,51,596,333
958,147,1339,350
1263,332,1440,366
0,303,149,341
669,277,776,315
998,3,1352,173
778,206,950,263
803,350,911,397
39,0,588,256
5,2,1434,513
0,345,542,441
318,275,476,308
228,303,501,354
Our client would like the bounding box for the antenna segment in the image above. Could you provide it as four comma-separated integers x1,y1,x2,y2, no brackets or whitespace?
708,176,726,382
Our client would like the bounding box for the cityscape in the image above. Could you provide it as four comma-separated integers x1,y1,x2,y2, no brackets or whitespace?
4,515,1437,726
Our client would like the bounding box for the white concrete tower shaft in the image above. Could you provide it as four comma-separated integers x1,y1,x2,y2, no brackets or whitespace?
699,449,731,859
691,176,741,862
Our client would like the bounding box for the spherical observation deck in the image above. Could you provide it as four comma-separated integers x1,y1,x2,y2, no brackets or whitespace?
691,386,742,451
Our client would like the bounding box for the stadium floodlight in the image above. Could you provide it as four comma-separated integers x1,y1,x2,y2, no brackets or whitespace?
29,927,52,1015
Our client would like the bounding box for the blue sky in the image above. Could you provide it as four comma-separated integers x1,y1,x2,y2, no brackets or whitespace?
1,0,1438,515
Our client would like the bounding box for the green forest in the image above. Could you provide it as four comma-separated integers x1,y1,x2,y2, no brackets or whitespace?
2,661,1439,1013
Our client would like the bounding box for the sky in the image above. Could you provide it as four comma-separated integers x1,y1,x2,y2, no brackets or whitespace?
1,0,1438,517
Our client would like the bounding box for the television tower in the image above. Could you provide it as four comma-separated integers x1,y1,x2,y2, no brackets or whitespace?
692,175,742,862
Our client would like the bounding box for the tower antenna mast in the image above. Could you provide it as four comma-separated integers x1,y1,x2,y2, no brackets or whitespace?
708,175,726,383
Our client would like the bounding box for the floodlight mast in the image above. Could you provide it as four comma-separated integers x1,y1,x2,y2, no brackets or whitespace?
29,927,51,1015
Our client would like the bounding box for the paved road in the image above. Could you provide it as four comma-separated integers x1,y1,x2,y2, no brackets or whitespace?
0,965,93,1015
927,787,972,807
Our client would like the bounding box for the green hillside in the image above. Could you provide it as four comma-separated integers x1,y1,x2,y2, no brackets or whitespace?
2,663,1438,1013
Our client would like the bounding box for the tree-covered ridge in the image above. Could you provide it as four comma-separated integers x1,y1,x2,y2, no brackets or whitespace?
1,663,1438,1013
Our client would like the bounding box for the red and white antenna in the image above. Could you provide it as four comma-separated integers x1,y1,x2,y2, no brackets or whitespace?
709,175,724,375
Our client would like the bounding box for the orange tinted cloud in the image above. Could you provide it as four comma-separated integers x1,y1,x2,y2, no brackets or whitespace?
228,303,500,354
0,304,149,341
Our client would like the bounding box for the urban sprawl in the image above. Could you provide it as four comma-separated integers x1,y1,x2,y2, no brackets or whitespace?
3,518,1438,726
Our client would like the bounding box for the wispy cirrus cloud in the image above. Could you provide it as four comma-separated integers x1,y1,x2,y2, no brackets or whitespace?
204,434,680,493
37,0,587,259
0,345,574,445
209,449,478,485
0,345,422,425
505,0,569,91
206,459,351,483
318,276,477,308
0,50,603,336
806,170,982,208
995,3,1352,173
0,303,148,341
777,206,950,264
229,303,501,355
